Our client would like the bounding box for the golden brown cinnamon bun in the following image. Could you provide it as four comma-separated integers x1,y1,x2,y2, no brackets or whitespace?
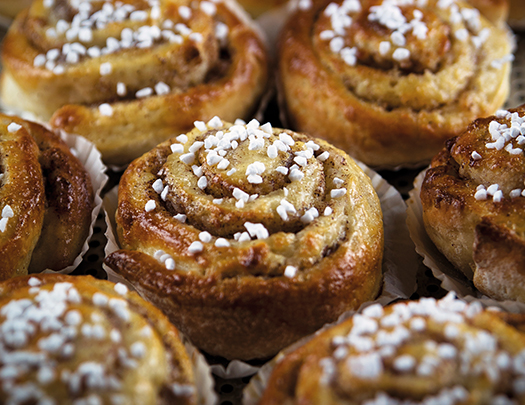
278,0,512,168
421,105,525,302
0,274,204,404
255,292,525,404
104,117,384,360
0,114,94,281
0,0,268,166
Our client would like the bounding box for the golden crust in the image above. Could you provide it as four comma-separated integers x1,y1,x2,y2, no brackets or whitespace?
0,116,46,280
1,0,268,166
257,294,525,404
236,0,289,17
508,0,525,28
0,114,94,281
0,274,199,404
277,0,512,168
105,120,383,360
421,105,525,302
466,0,509,26
0,0,32,18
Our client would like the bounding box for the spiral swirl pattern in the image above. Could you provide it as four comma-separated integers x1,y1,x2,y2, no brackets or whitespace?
106,117,383,360
421,105,525,302
0,274,200,404
278,0,512,168
1,0,268,165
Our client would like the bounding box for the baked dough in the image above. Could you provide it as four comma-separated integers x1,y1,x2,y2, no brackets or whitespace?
105,117,384,360
421,105,525,302
0,0,32,18
278,0,512,168
236,0,289,17
0,274,201,404
466,0,509,26
0,114,93,280
257,292,525,404
508,0,525,29
1,0,268,166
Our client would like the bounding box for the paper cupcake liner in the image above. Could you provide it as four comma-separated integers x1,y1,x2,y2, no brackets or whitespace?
242,292,525,405
39,131,108,275
183,340,219,405
103,161,418,377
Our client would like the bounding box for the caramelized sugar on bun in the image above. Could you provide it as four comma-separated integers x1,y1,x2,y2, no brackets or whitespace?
421,105,525,302
0,274,201,404
0,114,93,281
1,0,268,166
257,293,525,404
278,0,512,168
105,117,383,360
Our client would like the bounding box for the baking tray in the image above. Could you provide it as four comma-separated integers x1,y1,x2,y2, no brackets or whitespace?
0,19,524,405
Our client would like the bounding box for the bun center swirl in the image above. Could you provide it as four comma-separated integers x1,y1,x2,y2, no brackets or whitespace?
309,0,501,111
117,117,383,278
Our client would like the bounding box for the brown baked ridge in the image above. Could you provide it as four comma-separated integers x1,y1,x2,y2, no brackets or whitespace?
105,120,384,361
421,105,525,301
0,114,93,280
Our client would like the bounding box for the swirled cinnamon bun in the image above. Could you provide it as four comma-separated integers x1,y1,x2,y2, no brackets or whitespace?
0,274,205,404
1,0,268,166
105,117,384,360
255,292,525,404
0,114,93,281
278,0,512,168
421,105,525,302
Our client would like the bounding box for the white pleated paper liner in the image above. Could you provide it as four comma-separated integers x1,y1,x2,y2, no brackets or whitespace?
183,340,219,405
407,168,525,308
242,292,525,405
38,131,108,275
103,161,419,378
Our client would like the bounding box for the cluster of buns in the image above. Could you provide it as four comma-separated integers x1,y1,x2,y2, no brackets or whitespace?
0,0,524,403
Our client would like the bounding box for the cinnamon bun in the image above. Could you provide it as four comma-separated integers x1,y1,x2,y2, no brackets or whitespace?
421,105,525,302
278,0,513,168
0,0,268,166
255,292,525,404
0,274,205,404
105,117,384,360
0,113,94,281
